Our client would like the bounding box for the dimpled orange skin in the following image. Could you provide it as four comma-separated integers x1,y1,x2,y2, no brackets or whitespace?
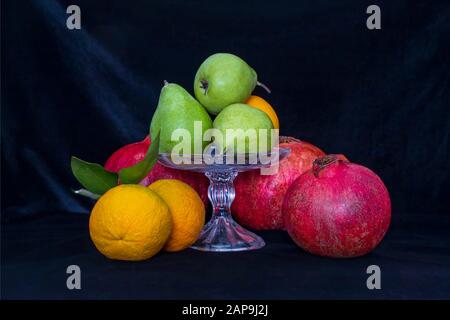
149,179,205,252
89,184,172,261
245,95,279,129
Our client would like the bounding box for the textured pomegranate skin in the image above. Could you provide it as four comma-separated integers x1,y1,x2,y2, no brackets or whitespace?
283,156,391,258
104,136,209,206
231,137,325,230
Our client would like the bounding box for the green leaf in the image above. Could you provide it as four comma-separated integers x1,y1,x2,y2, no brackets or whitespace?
118,131,160,184
70,157,118,195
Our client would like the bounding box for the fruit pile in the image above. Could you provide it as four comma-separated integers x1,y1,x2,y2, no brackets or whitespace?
71,52,391,260
150,53,276,154
90,180,205,261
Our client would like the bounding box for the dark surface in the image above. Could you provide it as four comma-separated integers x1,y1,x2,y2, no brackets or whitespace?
2,212,449,299
2,0,450,219
2,0,450,299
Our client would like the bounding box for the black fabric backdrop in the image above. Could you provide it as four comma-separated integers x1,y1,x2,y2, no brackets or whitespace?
1,0,450,299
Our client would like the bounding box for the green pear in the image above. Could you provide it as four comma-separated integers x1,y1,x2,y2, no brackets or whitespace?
150,82,213,154
194,53,270,115
213,103,274,154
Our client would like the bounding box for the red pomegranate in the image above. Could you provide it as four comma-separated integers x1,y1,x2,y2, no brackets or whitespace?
231,136,325,230
283,154,391,258
104,136,209,206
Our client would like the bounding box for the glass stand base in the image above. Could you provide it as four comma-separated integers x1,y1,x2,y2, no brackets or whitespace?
190,170,265,252
190,215,265,252
157,149,291,253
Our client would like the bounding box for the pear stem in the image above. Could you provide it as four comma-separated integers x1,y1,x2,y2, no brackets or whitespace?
163,80,169,86
256,81,271,94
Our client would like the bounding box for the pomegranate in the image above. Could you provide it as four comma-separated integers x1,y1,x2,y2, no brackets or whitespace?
104,136,151,172
231,137,325,230
104,136,209,206
283,154,391,258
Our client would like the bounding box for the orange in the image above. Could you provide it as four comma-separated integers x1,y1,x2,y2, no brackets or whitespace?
245,95,279,129
89,184,172,261
149,179,205,252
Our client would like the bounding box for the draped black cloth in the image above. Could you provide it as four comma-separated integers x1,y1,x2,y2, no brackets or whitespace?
2,0,449,299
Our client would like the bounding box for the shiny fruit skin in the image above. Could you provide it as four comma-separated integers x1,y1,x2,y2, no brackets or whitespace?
89,184,172,261
194,53,257,115
150,82,213,153
283,155,391,258
232,137,325,230
104,137,209,206
212,103,274,154
149,179,205,252
245,95,279,129
104,136,151,171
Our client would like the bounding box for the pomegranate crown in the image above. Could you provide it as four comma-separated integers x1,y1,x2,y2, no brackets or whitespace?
313,154,348,177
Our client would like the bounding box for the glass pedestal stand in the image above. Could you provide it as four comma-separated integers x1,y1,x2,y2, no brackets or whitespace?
158,148,290,252
192,169,263,251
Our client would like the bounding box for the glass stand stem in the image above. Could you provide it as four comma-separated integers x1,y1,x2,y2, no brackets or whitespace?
190,170,265,252
208,170,237,219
